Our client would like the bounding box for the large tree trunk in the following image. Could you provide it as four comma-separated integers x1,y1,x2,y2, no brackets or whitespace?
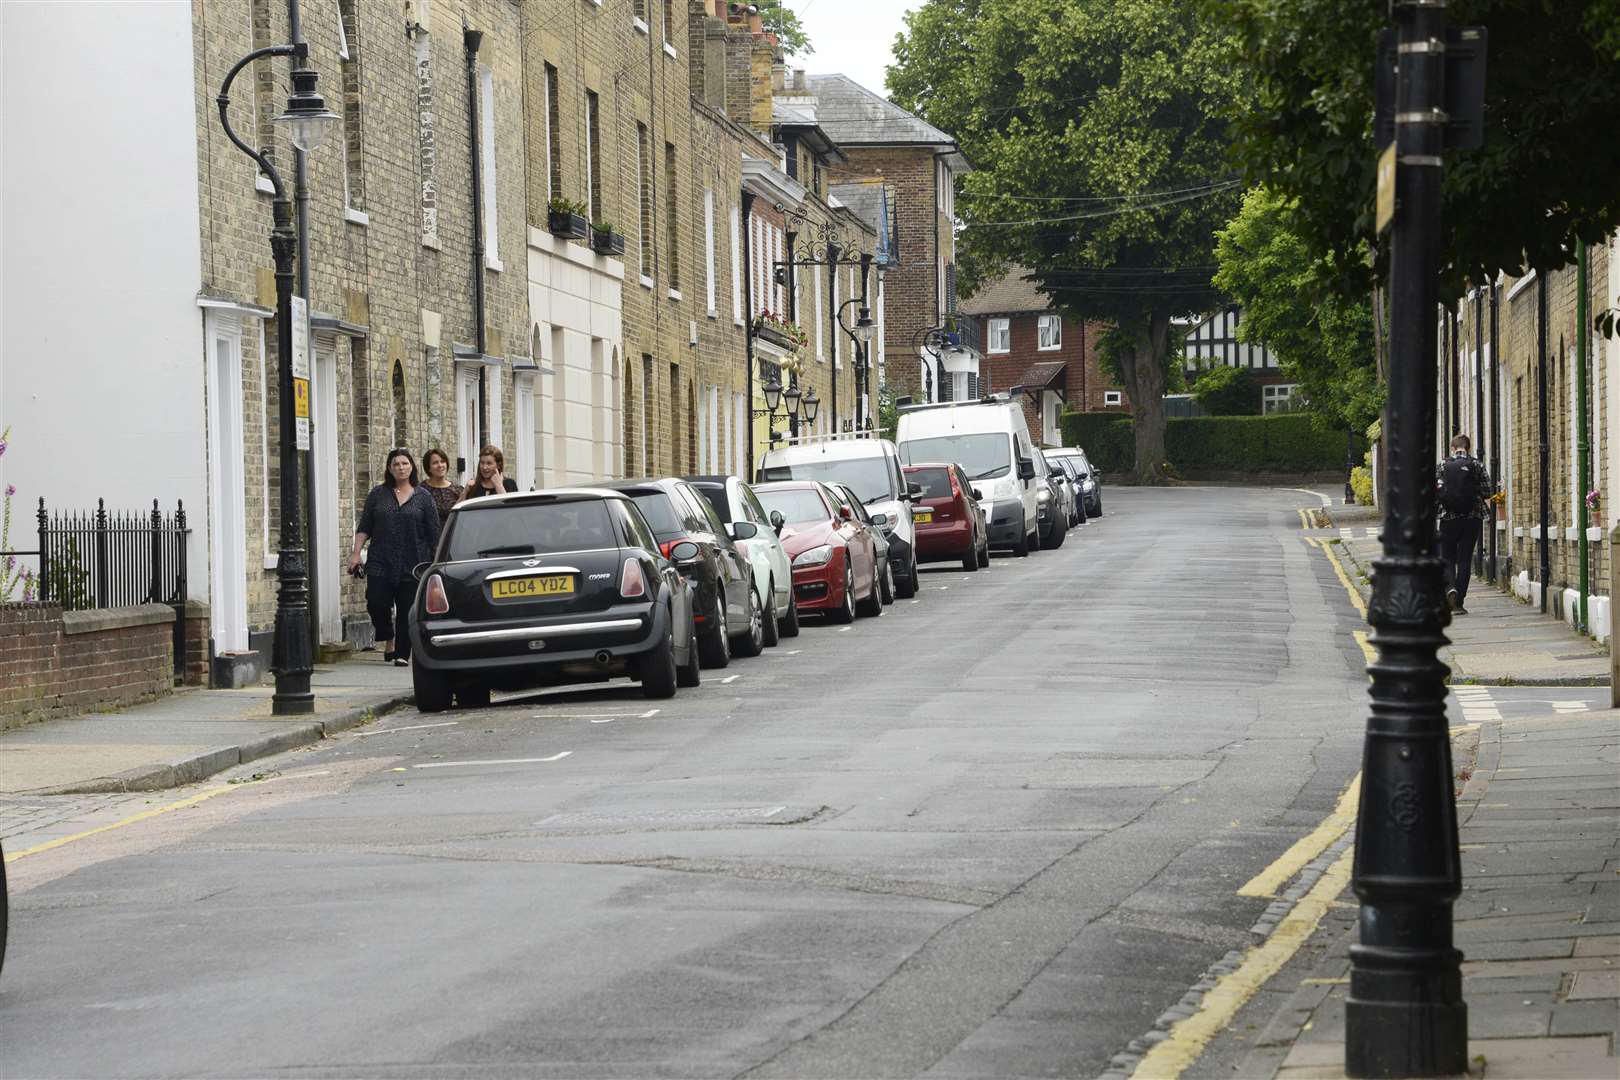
1120,311,1172,483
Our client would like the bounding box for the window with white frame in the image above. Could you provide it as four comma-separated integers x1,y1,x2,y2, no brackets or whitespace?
987,318,1009,353
585,90,601,224
1262,383,1298,413
1037,314,1061,351
1104,390,1123,407
730,204,742,323
704,188,716,315
479,65,499,269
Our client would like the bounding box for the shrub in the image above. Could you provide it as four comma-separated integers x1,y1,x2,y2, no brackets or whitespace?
1350,466,1374,505
1191,366,1260,415
1058,413,1134,472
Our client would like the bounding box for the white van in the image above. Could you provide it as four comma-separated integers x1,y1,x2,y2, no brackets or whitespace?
756,435,922,598
896,397,1042,556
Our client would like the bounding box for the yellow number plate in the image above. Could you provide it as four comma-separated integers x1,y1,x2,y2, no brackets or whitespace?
490,574,574,600
914,511,934,524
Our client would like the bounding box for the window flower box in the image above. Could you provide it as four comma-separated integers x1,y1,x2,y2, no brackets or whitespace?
590,225,625,256
547,198,591,240
752,311,807,353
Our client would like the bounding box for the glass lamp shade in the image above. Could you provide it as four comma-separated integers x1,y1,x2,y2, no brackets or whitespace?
854,310,875,344
763,376,783,413
783,384,803,417
802,389,821,424
276,106,340,153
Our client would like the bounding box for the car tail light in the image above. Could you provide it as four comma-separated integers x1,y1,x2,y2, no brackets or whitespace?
620,557,648,599
424,573,449,615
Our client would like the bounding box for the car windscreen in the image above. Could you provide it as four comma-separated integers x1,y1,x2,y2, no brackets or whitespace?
444,499,617,560
625,492,685,538
758,456,892,503
755,488,830,525
906,467,952,499
900,433,1012,481
694,484,733,524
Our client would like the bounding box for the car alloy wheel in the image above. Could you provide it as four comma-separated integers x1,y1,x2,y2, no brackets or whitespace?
734,584,765,657
698,595,731,668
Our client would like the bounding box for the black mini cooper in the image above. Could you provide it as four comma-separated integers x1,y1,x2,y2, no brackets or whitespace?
409,489,699,710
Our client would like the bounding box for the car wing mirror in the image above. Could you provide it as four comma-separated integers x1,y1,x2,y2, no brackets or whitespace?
668,541,702,565
769,509,786,534
729,520,759,541
1017,459,1036,481
870,512,890,528
971,487,984,501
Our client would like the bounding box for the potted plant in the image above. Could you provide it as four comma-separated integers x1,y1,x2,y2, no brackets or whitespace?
590,220,625,256
547,197,590,240
752,310,807,352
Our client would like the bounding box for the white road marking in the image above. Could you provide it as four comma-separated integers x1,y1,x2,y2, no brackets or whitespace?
353,721,458,737
784,650,802,655
640,709,661,718
721,675,741,684
413,752,573,769
837,626,851,632
910,599,921,604
1552,700,1591,713
1452,685,1502,723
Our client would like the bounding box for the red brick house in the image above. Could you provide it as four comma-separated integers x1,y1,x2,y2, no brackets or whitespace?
959,268,1127,445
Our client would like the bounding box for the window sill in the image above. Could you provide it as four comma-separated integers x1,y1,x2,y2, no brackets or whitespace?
256,174,276,195
667,288,683,302
263,554,279,570
987,347,1009,355
663,42,678,59
632,16,648,33
640,274,656,290
485,254,504,273
1037,345,1062,352
345,207,370,226
707,309,718,320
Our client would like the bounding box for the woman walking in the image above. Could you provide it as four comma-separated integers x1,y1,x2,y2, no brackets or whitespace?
457,444,520,503
421,447,462,527
348,449,440,666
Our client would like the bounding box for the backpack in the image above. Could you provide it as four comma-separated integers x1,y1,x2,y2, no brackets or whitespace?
1439,456,1480,515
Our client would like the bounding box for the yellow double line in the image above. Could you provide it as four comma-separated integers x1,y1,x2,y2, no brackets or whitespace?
4,785,236,863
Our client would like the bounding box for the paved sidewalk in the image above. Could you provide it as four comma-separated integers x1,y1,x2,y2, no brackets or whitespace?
0,654,412,796
1324,503,1611,686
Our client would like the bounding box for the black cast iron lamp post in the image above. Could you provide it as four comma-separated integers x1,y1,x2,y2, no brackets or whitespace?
216,42,337,715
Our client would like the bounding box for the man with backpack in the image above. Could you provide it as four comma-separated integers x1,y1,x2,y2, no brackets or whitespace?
1436,433,1492,614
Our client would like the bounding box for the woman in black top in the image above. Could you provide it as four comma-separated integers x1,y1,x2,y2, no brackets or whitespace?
421,447,463,526
456,444,520,503
347,449,440,666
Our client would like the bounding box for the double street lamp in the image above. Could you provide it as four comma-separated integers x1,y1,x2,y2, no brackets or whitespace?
217,40,338,715
756,372,820,444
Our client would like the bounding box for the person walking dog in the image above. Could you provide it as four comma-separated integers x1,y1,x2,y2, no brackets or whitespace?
1436,433,1492,615
348,449,441,665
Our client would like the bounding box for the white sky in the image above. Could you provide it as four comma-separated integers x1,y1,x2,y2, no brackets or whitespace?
786,0,916,98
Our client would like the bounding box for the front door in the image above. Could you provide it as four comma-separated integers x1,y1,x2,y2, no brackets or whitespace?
204,311,247,654
313,332,342,644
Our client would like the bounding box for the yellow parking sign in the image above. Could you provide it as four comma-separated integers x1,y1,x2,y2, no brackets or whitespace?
293,377,310,419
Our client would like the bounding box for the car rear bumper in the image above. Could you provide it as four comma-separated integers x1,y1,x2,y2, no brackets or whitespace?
914,520,973,559
411,600,668,682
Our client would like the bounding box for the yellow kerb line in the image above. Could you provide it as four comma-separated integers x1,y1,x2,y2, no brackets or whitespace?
4,784,235,862
1237,773,1360,898
1131,847,1355,1080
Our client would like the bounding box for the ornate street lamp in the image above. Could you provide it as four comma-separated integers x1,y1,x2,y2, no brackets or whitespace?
802,387,821,425
762,375,783,414
217,42,337,715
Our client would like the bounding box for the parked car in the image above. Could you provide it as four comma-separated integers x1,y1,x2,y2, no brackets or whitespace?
598,478,763,667
903,462,989,571
1047,446,1103,517
1032,448,1069,549
409,489,699,709
828,481,894,604
756,435,921,598
896,396,1041,557
1048,453,1086,527
753,480,883,622
686,474,800,641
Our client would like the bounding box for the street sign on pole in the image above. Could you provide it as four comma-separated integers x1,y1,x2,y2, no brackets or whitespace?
291,295,310,381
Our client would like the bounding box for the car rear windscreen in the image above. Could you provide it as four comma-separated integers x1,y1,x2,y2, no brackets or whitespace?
906,467,952,500
899,433,1012,481
694,484,733,524
756,488,830,525
626,492,684,537
444,499,617,560
758,456,891,503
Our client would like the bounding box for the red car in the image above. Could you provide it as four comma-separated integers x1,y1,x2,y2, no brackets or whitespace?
904,463,990,572
753,480,883,623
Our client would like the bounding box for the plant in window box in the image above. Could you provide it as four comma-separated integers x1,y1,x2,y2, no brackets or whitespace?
547,197,590,240
751,310,807,352
589,220,625,256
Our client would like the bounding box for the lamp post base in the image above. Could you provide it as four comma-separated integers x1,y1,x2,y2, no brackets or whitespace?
1346,980,1467,1078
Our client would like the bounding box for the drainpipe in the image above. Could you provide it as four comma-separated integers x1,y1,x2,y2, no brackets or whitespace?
1474,287,1485,577
1441,306,1451,437
1489,280,1500,582
464,26,488,447
1538,271,1550,613
1578,239,1591,631
742,191,756,478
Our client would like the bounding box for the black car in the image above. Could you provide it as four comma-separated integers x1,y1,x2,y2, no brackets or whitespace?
408,488,699,709
598,478,763,667
1049,447,1103,518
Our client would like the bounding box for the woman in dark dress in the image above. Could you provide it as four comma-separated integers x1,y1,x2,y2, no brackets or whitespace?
347,449,440,666
421,447,463,526
456,444,520,503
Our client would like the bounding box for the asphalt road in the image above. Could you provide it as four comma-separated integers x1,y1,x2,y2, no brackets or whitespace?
2,485,1372,1079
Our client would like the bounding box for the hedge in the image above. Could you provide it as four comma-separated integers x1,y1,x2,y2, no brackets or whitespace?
1058,412,1363,475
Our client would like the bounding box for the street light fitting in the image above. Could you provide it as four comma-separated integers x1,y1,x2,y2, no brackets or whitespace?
763,375,783,413
802,388,821,424
275,65,340,154
783,382,802,417
854,307,875,345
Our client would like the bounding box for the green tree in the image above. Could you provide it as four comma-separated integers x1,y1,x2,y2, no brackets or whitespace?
758,1,812,56
1213,187,1383,432
889,0,1246,482
1191,366,1260,416
1209,0,1620,296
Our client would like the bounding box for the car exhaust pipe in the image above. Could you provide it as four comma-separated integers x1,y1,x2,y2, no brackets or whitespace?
593,650,613,666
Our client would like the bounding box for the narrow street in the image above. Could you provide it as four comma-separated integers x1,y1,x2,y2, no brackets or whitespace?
3,487,1371,1078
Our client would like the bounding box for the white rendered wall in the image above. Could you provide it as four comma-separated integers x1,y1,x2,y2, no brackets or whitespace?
0,2,206,589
